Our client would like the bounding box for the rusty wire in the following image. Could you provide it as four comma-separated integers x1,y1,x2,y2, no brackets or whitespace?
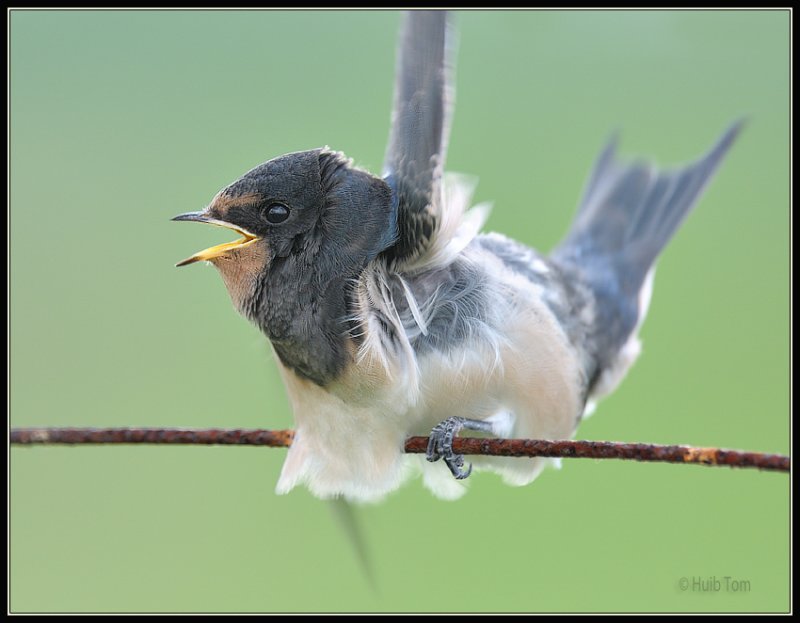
9,427,789,472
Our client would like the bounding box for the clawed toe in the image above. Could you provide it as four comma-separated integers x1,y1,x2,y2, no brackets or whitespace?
426,416,494,480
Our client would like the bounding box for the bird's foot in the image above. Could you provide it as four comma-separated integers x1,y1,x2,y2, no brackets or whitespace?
426,416,495,480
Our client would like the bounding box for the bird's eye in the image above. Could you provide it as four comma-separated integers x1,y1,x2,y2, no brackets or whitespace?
263,203,290,224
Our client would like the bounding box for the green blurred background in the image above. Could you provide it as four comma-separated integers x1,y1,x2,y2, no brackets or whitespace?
10,10,789,613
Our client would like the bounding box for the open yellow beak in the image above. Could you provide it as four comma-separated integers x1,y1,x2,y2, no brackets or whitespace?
172,212,260,267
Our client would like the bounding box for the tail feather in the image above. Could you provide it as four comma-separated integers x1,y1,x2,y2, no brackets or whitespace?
552,121,743,385
556,121,743,294
625,122,742,273
328,497,378,592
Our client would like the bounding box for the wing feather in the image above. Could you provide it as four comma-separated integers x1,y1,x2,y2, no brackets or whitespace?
382,10,456,267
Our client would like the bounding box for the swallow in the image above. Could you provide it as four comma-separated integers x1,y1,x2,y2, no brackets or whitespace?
174,11,741,501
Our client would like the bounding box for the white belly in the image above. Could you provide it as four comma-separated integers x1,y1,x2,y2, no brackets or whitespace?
274,277,586,502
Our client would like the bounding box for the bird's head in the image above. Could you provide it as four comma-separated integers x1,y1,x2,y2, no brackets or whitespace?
174,148,396,319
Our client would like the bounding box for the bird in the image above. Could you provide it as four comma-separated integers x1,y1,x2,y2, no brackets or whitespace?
173,11,741,502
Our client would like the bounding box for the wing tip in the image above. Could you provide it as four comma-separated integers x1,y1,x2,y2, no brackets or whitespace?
709,117,747,160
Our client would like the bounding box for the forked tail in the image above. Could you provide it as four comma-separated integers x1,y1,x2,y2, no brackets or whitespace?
553,121,743,383
555,122,742,294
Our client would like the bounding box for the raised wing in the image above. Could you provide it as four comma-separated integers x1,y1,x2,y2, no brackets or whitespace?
382,10,456,267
